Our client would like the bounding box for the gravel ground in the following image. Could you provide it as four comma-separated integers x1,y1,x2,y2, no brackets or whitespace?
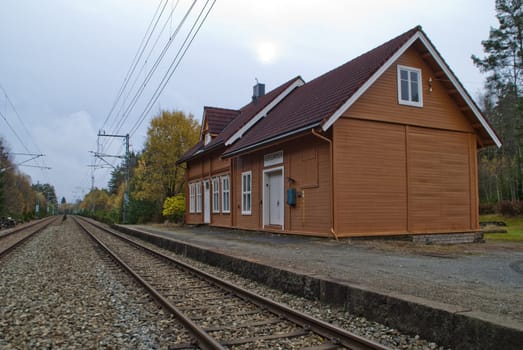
132,224,523,324
0,218,194,349
119,227,447,350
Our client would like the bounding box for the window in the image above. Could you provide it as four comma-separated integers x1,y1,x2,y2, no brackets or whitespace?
189,183,195,213
195,181,202,213
241,171,252,215
221,175,230,213
212,176,220,213
204,132,212,145
397,65,422,107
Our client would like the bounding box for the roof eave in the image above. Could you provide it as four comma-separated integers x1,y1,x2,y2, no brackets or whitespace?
222,122,321,158
320,30,501,148
225,77,306,146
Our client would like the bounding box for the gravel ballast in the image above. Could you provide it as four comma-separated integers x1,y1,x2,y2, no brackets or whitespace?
113,224,446,350
0,218,193,349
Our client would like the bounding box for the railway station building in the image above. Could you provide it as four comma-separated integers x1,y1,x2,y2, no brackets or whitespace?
177,26,501,239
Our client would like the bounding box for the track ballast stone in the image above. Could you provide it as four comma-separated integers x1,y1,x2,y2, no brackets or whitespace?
0,218,192,349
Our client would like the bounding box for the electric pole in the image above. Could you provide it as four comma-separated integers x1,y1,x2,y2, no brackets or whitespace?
96,131,130,223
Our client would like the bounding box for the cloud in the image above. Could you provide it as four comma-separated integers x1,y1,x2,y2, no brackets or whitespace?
30,110,97,200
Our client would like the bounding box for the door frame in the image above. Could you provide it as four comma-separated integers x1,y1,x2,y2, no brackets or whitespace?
203,179,211,224
262,166,284,230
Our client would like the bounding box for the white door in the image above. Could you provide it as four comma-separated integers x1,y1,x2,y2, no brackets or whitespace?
267,170,283,226
203,180,210,224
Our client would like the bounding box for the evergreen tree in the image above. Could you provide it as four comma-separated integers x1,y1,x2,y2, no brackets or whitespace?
473,0,523,202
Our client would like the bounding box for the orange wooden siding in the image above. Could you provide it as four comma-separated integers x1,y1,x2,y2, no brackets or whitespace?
333,119,476,236
330,46,480,236
333,119,408,234
345,47,474,134
185,149,232,226
286,135,331,235
232,155,260,230
407,127,472,232
225,135,332,235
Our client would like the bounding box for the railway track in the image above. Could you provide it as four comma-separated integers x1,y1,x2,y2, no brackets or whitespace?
0,216,57,259
73,216,390,350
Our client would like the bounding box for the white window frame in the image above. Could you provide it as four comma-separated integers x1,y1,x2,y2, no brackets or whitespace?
241,171,252,215
204,132,212,145
189,183,195,213
212,176,220,213
195,181,202,213
221,175,230,213
397,65,423,107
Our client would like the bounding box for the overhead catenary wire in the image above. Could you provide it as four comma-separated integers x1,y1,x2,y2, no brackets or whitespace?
108,0,197,142
0,83,51,178
95,0,168,179
0,109,31,154
105,0,182,145
129,0,216,137
95,0,216,188
100,0,169,132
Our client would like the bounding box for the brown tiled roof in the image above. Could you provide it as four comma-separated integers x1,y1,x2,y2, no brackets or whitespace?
204,106,239,135
223,26,419,157
212,76,303,146
177,76,302,164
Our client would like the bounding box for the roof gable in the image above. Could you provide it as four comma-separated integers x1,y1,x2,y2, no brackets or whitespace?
223,26,500,157
177,77,303,163
222,26,420,157
201,106,239,137
225,77,305,145
321,28,501,147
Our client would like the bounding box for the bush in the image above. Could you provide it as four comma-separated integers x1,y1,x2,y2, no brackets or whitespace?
496,201,523,216
162,194,185,223
127,198,159,224
479,202,496,215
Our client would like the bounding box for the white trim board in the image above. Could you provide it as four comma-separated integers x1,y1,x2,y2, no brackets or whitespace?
225,77,305,146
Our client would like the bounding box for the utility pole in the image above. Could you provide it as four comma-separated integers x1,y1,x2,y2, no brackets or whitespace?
96,131,130,223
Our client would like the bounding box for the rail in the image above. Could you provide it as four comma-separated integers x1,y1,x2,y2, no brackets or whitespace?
74,216,390,350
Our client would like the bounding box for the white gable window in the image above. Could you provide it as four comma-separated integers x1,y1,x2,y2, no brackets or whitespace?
221,175,230,213
189,183,195,213
204,132,212,145
241,171,252,215
212,176,220,213
397,65,422,107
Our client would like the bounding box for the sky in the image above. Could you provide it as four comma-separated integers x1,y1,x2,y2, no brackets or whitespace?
0,0,498,203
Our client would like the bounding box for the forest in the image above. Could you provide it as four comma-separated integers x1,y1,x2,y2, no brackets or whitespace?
474,0,523,214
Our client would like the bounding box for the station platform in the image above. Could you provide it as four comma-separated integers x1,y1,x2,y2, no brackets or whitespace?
116,223,523,349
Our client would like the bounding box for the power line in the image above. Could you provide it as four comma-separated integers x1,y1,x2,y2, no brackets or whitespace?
0,109,31,154
100,0,169,132
109,0,197,142
130,0,217,137
106,0,182,141
0,82,51,179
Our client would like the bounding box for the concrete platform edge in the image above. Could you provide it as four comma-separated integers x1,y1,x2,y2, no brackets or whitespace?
114,224,522,350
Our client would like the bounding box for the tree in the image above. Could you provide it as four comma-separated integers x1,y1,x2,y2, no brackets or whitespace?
33,183,58,215
0,138,11,216
473,0,523,202
130,110,199,222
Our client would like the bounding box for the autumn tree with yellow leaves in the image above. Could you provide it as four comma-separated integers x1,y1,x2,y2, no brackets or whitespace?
80,110,199,223
129,110,199,223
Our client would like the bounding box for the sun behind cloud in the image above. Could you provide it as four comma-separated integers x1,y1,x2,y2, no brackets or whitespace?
256,41,278,64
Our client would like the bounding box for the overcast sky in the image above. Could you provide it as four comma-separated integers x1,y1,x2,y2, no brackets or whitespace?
0,0,497,203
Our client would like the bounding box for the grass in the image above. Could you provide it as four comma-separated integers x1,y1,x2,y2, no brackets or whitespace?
480,214,523,242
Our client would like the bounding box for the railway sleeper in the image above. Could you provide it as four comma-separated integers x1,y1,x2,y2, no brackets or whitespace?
221,329,309,346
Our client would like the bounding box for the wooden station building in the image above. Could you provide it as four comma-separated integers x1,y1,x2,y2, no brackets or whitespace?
177,26,501,239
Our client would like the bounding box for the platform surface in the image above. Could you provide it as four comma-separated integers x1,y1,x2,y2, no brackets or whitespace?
127,224,523,328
